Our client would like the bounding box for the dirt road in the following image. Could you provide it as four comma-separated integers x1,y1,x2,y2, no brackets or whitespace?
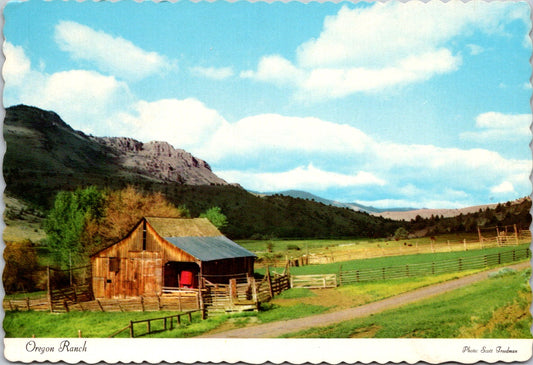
200,262,530,338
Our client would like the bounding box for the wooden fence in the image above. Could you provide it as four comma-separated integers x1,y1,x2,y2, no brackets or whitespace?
4,291,201,313
290,274,337,289
3,297,49,312
339,247,530,285
126,310,199,338
255,230,531,269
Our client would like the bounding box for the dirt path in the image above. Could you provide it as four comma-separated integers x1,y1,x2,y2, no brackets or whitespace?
199,262,530,338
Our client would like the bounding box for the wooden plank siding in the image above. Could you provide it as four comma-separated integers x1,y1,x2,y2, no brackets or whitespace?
92,219,200,299
91,218,255,299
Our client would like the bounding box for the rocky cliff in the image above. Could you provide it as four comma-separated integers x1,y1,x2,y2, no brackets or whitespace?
94,137,227,185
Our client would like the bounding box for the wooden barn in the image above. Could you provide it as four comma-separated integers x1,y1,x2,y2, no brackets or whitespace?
91,217,256,299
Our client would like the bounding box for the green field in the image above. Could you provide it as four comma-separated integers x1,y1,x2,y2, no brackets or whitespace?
282,268,532,338
257,243,530,275
4,268,508,338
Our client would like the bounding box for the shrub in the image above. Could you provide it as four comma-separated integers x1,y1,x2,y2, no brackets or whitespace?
3,240,42,293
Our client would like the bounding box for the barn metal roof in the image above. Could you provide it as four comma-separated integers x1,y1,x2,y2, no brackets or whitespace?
164,236,256,261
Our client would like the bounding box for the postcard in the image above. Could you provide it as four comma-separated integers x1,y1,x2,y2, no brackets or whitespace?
2,0,532,363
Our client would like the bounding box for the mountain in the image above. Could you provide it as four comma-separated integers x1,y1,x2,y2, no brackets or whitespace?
4,104,227,207
257,190,416,214
93,137,227,185
373,198,530,221
3,104,403,240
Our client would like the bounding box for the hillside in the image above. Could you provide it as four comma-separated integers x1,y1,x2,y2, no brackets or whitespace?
256,190,415,214
3,104,402,240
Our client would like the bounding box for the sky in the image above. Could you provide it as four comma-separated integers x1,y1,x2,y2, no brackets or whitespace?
3,0,532,209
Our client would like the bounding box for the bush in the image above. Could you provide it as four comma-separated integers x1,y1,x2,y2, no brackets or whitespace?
3,240,43,293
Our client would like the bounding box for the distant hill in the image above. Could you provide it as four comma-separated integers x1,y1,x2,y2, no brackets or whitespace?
256,190,418,214
3,104,403,240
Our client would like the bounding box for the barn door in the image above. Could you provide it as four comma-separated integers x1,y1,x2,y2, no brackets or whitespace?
127,252,162,297
143,255,162,295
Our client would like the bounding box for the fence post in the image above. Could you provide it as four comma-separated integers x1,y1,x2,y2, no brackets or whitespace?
513,249,516,262
458,258,463,271
338,264,343,286
47,266,52,312
129,321,134,338
382,267,385,280
463,239,467,251
266,267,274,298
405,265,409,277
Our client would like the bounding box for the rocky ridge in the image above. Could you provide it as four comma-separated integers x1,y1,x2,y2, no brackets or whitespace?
94,136,228,186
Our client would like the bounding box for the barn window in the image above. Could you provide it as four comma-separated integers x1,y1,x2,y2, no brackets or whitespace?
109,257,120,273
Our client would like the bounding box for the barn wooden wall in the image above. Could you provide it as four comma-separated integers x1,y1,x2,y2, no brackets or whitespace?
202,257,255,284
92,218,255,298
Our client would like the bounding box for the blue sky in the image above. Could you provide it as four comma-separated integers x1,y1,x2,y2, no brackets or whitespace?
4,0,532,209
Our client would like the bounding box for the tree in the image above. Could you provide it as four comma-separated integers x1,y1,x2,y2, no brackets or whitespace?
44,186,105,268
3,240,41,293
394,226,409,240
84,186,183,251
200,206,228,229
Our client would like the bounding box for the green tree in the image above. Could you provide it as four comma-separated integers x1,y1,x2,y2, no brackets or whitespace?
43,186,105,268
394,226,409,240
200,206,228,229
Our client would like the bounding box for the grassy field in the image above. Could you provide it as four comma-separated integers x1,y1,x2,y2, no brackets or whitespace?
281,268,532,338
4,268,502,338
257,243,530,275
238,233,482,255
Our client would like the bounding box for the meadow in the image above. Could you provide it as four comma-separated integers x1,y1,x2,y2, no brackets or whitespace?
281,268,532,338
4,235,530,338
254,243,530,275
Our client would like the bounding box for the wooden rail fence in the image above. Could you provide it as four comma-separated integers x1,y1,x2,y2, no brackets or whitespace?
4,292,201,313
339,247,530,285
290,274,337,289
109,310,200,338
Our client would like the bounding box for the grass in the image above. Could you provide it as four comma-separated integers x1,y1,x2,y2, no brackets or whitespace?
281,268,532,338
4,266,528,338
264,243,530,275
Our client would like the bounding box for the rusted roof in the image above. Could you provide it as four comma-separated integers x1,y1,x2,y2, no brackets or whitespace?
145,217,222,237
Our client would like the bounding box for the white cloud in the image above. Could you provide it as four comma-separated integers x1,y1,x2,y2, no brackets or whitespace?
202,113,373,162
466,44,484,55
54,21,174,81
491,181,516,194
460,112,531,141
243,1,527,100
116,98,227,150
3,43,133,134
240,55,304,87
3,42,31,87
299,49,460,99
217,164,385,192
190,66,234,80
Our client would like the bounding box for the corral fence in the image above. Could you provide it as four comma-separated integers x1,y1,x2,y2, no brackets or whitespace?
339,247,530,285
254,229,532,269
290,274,337,289
201,269,291,316
48,265,93,312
